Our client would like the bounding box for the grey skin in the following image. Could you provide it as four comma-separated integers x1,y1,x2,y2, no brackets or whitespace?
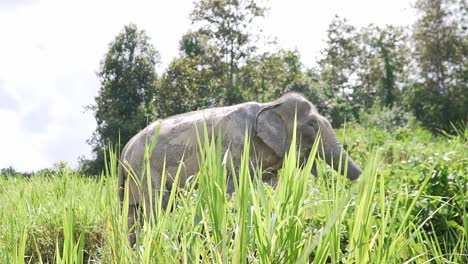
119,92,362,245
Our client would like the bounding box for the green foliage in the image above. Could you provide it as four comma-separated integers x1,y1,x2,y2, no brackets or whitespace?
0,172,111,263
5,0,467,260
240,49,305,102
317,17,411,128
360,102,415,131
190,0,267,105
0,166,21,177
158,31,224,117
319,15,359,97
82,0,466,178
85,24,160,175
83,0,465,136
315,16,359,126
388,129,468,260
408,82,468,133
158,0,269,115
409,0,468,132
1,126,467,263
355,24,409,108
417,151,467,235
326,96,360,127
313,2,466,131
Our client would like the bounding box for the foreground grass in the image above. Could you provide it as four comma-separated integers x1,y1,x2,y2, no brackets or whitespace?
0,125,466,263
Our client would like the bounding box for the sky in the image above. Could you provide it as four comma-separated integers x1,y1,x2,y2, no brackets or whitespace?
0,0,415,172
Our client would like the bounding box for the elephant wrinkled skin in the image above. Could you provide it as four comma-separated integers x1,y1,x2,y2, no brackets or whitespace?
119,92,362,245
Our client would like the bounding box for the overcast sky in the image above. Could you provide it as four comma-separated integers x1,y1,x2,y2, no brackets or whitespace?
0,0,415,172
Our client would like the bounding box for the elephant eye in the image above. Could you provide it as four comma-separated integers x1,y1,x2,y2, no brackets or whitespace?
307,119,318,127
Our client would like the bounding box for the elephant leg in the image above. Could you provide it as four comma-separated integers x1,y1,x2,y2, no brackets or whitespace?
141,186,171,224
262,169,278,187
226,171,235,195
128,204,138,247
311,163,318,177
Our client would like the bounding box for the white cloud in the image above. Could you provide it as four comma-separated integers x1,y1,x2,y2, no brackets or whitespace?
21,98,53,133
263,0,414,67
0,82,20,111
0,0,414,172
0,0,38,10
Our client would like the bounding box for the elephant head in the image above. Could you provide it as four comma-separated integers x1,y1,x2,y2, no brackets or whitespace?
254,93,362,180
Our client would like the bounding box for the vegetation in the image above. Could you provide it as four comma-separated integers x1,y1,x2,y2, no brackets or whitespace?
83,24,160,175
82,0,466,175
1,0,466,262
1,125,467,263
409,0,467,132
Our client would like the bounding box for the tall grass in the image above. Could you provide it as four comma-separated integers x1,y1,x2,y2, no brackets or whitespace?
0,125,466,263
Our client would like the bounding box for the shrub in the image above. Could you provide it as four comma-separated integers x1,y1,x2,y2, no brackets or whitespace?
359,102,415,131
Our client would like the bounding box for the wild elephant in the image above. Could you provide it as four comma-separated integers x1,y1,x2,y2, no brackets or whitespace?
119,92,362,245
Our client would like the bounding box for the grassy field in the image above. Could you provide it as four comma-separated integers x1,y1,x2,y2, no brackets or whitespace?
0,125,467,263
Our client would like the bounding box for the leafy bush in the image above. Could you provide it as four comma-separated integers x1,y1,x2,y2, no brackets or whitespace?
407,84,468,134
327,96,360,128
410,135,467,258
359,102,415,131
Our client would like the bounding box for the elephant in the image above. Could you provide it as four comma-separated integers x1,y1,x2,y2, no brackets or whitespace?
119,92,362,246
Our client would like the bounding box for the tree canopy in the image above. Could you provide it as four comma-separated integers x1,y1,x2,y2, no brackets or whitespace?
409,0,467,132
83,0,467,174
83,24,160,175
190,0,267,105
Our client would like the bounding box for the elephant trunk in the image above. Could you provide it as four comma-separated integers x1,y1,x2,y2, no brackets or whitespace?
320,122,362,180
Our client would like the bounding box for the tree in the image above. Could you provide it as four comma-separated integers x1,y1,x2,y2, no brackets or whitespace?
0,166,18,177
158,30,225,118
355,25,410,108
410,0,467,132
191,0,266,105
318,17,413,127
85,24,160,175
318,16,361,126
319,15,360,97
239,49,304,102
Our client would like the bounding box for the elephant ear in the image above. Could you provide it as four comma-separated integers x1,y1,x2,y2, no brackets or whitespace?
255,104,287,158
